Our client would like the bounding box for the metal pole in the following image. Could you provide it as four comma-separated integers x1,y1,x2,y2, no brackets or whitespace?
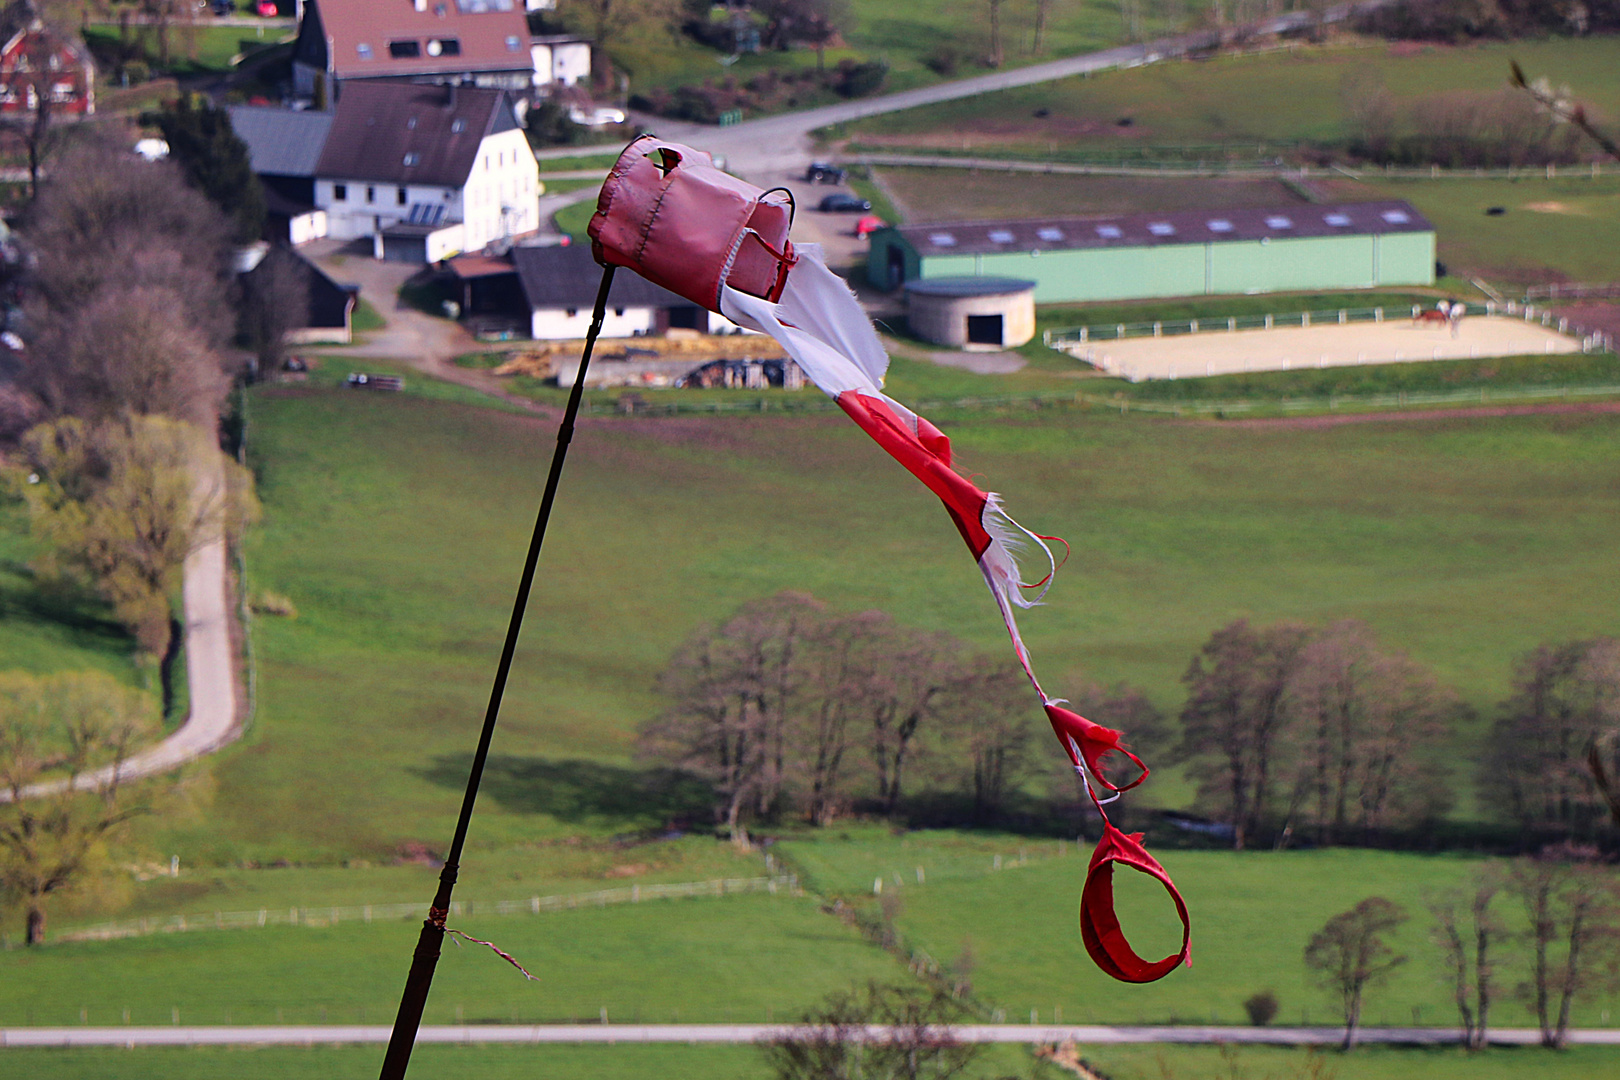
378,264,617,1080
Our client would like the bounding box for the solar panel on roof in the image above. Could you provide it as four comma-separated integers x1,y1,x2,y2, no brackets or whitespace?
987,229,1015,243
928,233,956,246
1037,227,1064,242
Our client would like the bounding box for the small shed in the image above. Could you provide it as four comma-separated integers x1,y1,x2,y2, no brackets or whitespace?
906,277,1036,349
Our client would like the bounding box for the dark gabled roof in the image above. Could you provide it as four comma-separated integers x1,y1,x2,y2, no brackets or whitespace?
309,0,533,80
513,243,688,310
893,202,1434,258
315,82,515,187
229,105,334,178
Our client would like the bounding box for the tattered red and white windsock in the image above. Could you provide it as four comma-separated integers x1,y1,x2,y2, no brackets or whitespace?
590,136,1189,983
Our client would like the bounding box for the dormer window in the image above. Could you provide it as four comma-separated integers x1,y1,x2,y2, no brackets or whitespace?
389,40,421,58
356,43,373,59
427,37,460,56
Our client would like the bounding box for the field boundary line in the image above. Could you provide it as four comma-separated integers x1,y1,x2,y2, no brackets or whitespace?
57,875,800,943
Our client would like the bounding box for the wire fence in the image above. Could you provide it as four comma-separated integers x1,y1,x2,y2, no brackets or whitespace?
1045,301,1615,354
57,875,800,944
1525,282,1620,302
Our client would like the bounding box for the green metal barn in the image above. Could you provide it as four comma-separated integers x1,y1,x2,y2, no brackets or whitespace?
866,202,1435,303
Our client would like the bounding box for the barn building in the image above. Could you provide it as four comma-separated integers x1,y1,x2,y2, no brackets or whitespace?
868,202,1435,304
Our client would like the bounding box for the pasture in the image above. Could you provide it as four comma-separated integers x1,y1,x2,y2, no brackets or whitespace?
844,37,1620,158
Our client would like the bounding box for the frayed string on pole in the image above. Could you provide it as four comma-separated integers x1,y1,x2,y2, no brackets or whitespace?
377,263,617,1080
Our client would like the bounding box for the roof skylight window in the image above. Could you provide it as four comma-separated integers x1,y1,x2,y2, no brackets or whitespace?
987,229,1015,244
928,232,957,246
403,152,420,166
356,42,373,58
1207,219,1233,232
1381,209,1410,223
506,35,522,51
1324,213,1352,226
1036,227,1064,242
1265,215,1292,229
1147,222,1176,236
450,118,466,133
1095,225,1122,239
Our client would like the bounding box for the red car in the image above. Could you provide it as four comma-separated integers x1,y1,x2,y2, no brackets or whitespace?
256,0,278,15
854,215,887,238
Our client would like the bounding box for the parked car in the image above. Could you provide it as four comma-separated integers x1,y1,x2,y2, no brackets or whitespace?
805,162,846,184
854,215,886,238
211,0,234,13
818,192,871,213
569,106,626,126
256,0,278,16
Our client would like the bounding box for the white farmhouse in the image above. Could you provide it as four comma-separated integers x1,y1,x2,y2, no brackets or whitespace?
314,81,539,262
529,33,589,88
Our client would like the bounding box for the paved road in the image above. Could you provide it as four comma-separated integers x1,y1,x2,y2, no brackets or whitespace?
4,1023,1618,1048
1,460,241,799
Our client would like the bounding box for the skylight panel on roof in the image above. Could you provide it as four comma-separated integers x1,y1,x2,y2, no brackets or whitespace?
1037,227,1064,242
356,43,373,59
1265,215,1292,229
506,35,522,51
1095,225,1122,239
456,0,513,9
928,232,956,246
1207,219,1233,232
1324,212,1352,226
403,152,420,166
450,118,466,133
1147,222,1176,236
987,229,1015,243
1381,209,1410,223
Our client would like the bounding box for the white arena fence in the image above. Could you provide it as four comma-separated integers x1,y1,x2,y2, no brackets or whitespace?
1097,381,1620,417
1045,301,1615,355
57,875,800,944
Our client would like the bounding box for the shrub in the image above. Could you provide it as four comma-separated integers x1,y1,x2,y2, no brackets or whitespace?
1243,990,1279,1026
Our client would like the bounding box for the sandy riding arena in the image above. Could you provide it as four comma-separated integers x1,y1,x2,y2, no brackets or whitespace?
1067,316,1581,382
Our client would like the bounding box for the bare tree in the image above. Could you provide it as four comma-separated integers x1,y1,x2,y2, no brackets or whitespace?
763,982,978,1080
863,622,956,817
984,0,1007,67
242,247,314,378
1031,0,1057,53
1428,867,1504,1050
1303,896,1409,1050
1509,845,1620,1049
1051,680,1165,839
1481,638,1620,836
1511,59,1620,161
794,609,880,825
1283,621,1455,844
642,593,822,844
1179,619,1311,850
0,669,159,944
934,655,1031,822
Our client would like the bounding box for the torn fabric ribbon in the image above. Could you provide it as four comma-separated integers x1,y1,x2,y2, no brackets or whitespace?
589,136,1189,983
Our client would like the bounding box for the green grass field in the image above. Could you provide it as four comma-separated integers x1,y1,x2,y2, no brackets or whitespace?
780,832,1620,1029
84,24,290,76
846,37,1620,158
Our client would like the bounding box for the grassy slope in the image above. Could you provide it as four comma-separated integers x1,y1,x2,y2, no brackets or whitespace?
178,385,1620,867
847,37,1620,154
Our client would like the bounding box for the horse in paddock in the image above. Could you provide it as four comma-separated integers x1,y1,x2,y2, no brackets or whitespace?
1413,308,1450,328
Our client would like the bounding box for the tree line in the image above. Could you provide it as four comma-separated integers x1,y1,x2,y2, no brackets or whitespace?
642,594,1620,855
1303,843,1619,1053
0,124,260,944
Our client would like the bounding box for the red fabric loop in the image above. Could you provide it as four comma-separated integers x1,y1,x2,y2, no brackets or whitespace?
1045,703,1147,793
1080,822,1192,984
